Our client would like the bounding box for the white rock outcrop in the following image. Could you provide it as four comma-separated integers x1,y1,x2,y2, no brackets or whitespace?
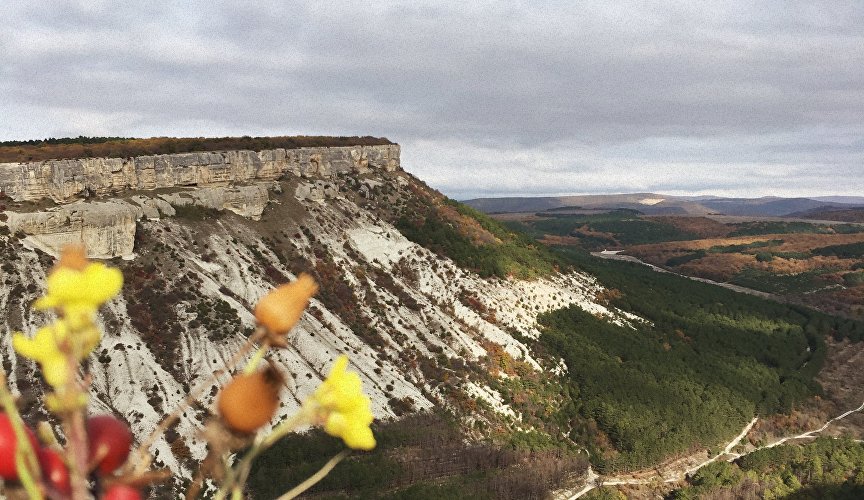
0,144,400,202
6,200,138,258
158,183,273,220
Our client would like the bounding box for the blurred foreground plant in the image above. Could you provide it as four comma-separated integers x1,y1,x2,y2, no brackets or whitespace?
1,244,376,499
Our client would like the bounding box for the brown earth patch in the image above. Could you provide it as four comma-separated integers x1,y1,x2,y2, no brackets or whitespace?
649,216,734,239
630,232,864,256
436,204,501,246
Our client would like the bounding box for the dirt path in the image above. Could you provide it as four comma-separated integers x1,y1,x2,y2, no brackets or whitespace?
558,401,864,499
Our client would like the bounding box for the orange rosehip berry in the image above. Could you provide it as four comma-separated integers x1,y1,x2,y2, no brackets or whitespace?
218,367,283,434
254,274,318,338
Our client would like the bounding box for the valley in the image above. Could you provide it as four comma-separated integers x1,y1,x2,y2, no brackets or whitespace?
1,141,863,497
493,208,864,320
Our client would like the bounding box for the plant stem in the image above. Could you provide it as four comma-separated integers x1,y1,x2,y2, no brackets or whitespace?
243,344,269,374
130,328,267,475
214,409,310,498
276,451,349,500
63,408,89,500
0,371,44,500
56,342,90,500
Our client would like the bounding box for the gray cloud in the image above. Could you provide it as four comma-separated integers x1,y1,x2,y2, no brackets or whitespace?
1,1,862,198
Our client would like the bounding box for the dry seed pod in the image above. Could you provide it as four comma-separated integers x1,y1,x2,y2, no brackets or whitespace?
254,274,318,345
217,366,283,434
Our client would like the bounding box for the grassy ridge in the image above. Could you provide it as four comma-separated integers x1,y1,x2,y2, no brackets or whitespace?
247,414,587,499
396,198,564,279
530,210,699,246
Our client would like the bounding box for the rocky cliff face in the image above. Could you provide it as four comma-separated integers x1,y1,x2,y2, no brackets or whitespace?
0,144,399,202
0,144,622,492
0,145,398,258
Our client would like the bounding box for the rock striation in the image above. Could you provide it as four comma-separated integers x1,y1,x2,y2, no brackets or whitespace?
158,183,273,220
0,144,400,203
6,200,139,258
0,145,400,258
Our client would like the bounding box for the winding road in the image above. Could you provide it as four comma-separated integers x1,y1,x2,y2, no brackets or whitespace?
590,250,777,300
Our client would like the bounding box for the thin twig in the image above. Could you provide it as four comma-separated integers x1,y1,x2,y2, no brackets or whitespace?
213,409,309,499
130,328,267,475
277,451,349,500
62,336,90,500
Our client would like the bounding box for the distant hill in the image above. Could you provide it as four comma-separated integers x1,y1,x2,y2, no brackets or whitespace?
463,194,859,218
812,196,864,205
696,197,845,217
788,206,864,222
464,193,712,215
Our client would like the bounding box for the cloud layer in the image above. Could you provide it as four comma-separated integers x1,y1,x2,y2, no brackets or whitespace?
1,1,862,198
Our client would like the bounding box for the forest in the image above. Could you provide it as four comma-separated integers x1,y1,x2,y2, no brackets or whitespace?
539,248,864,472
245,193,864,495
670,437,864,498
247,413,587,499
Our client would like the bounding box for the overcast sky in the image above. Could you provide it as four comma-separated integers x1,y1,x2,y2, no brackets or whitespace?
1,1,862,199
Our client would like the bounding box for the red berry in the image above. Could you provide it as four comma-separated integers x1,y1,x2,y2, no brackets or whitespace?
102,484,143,500
37,448,71,496
0,413,40,480
86,415,133,476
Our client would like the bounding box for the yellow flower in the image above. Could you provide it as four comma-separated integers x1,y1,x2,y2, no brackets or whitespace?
34,262,123,316
12,320,99,388
308,356,376,450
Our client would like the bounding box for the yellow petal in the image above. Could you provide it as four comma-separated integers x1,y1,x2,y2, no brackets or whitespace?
80,263,123,305
41,356,70,387
12,333,44,361
45,267,83,304
343,424,376,451
324,412,347,437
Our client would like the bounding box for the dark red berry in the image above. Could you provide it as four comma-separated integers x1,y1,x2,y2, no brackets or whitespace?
86,415,133,475
102,484,143,500
37,448,71,495
0,413,40,480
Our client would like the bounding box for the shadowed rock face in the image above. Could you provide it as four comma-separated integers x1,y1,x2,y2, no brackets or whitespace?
0,144,400,202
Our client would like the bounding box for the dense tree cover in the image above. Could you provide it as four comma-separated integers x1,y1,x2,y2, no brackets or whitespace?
538,248,864,472
706,239,784,254
396,199,564,279
672,438,864,499
727,221,864,236
844,271,864,286
729,221,830,236
0,135,393,162
813,242,864,259
731,268,838,296
0,135,129,146
247,413,586,499
529,210,698,247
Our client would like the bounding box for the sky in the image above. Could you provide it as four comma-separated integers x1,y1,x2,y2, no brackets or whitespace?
1,1,862,200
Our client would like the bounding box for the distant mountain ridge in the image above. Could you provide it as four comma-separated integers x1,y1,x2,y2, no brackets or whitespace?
463,193,863,217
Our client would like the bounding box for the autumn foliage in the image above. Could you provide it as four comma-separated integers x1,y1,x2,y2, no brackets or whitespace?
0,136,393,163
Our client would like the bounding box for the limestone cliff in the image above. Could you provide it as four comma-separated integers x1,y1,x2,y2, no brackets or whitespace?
0,145,399,258
0,144,399,202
